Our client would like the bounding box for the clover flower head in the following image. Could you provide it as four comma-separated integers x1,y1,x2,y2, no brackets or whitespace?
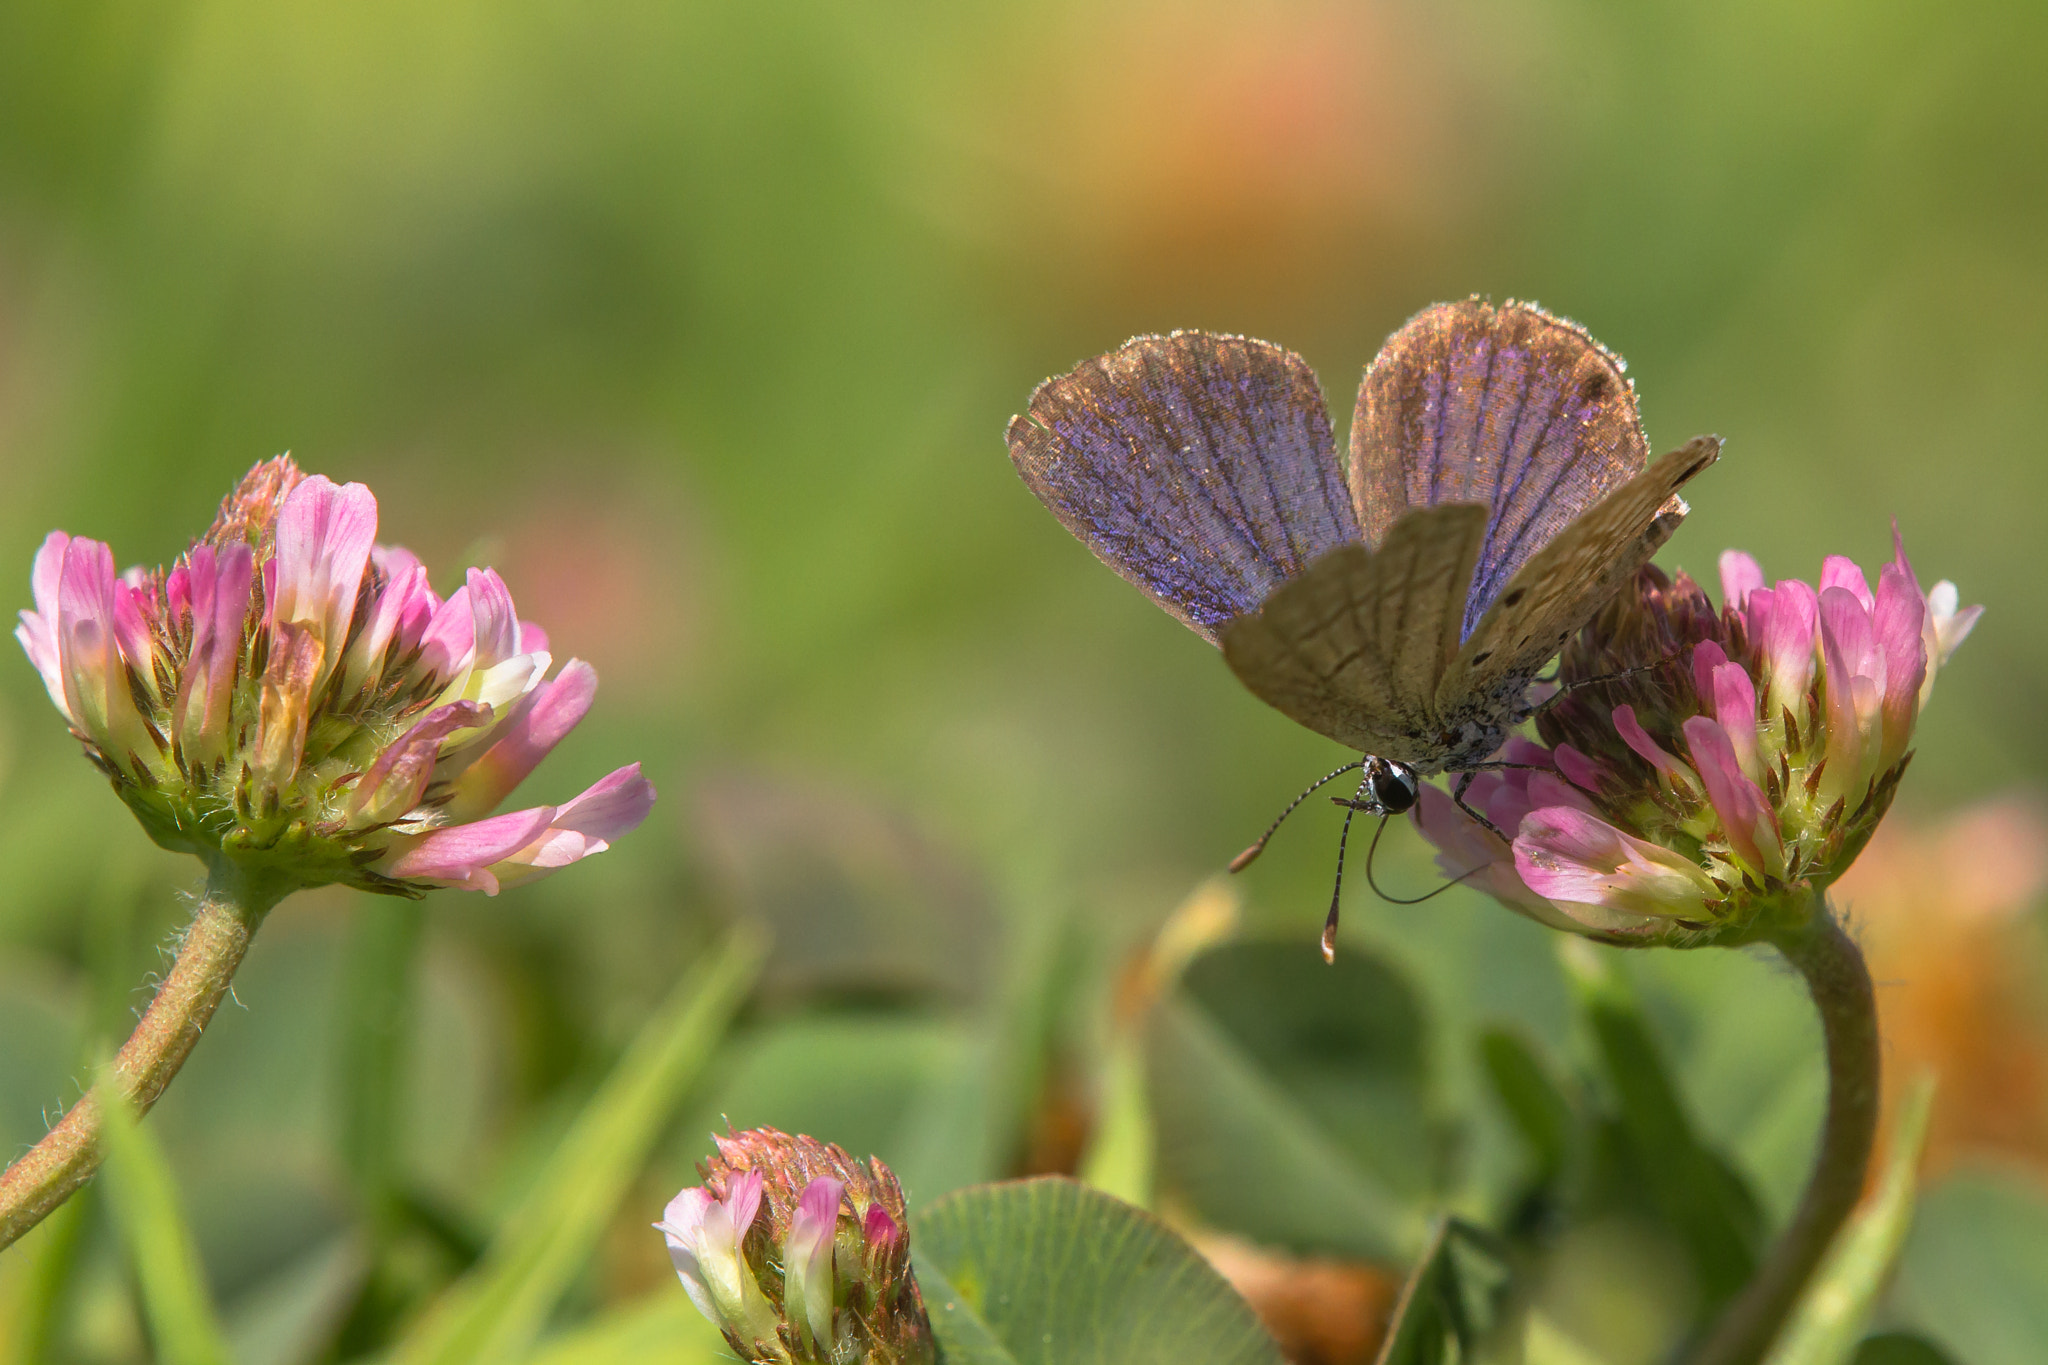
1413,527,1979,945
15,456,655,898
658,1127,934,1365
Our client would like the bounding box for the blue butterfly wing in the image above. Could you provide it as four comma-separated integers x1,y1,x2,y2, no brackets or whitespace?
1008,332,1360,644
1346,299,1652,642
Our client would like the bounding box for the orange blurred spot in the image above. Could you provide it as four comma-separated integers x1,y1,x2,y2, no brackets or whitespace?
1837,793,2048,1176
939,0,1476,317
1195,1231,1400,1365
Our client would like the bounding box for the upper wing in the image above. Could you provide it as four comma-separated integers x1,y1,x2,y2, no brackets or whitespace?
1348,299,1651,641
1219,503,1489,758
1007,332,1360,644
1437,436,1721,716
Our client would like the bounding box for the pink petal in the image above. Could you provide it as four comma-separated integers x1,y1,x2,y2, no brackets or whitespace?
1525,771,1599,816
795,1177,845,1235
1552,743,1606,794
345,700,492,827
1819,587,1879,680
270,476,378,686
175,544,254,763
1710,662,1761,779
371,543,429,583
1753,581,1820,717
1612,704,1695,789
486,766,657,888
111,578,155,679
1903,519,1980,706
660,1186,715,1246
378,764,656,894
1889,520,1921,594
1514,806,1717,921
1410,785,1580,932
1412,782,1494,867
339,554,436,699
1468,770,1530,835
726,1169,764,1240
1819,586,1880,798
864,1203,900,1250
55,538,154,766
787,1176,844,1349
1682,716,1784,878
209,546,256,657
1691,639,1729,706
1872,564,1926,768
1719,550,1764,611
30,530,66,621
379,804,557,892
439,660,598,822
417,584,477,681
16,531,71,715
517,621,550,655
463,568,522,668
1820,555,1874,612
165,563,192,619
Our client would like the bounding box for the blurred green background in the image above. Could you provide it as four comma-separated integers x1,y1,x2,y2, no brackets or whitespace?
0,0,2044,1362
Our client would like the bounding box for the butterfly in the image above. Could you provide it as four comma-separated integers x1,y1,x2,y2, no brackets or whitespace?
1006,298,1719,951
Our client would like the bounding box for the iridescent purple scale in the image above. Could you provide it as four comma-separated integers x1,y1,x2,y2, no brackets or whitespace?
1348,303,1649,642
1007,331,1358,643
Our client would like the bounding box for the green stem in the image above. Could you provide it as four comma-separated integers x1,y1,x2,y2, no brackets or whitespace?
1689,903,1880,1365
0,864,287,1252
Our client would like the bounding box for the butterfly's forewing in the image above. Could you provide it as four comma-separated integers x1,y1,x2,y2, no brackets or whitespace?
1349,300,1651,641
1218,503,1489,757
1440,435,1721,715
1007,333,1359,644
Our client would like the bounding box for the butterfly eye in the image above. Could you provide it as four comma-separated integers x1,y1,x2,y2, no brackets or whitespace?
1372,763,1420,815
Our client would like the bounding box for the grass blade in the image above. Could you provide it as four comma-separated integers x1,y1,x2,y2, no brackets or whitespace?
96,1063,235,1365
517,1293,730,1365
388,926,765,1365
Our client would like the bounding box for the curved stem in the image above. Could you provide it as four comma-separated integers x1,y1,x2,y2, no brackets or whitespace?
0,864,287,1251
1690,904,1880,1365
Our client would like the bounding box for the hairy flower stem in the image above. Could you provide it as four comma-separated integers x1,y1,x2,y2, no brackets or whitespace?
0,865,289,1251
1690,903,1880,1365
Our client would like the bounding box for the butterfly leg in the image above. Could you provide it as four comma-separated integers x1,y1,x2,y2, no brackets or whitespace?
1529,657,1674,715
1451,768,1512,843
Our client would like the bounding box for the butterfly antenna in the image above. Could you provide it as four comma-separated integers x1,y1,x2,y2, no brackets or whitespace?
1319,775,1372,962
1364,816,1483,906
1230,760,1367,873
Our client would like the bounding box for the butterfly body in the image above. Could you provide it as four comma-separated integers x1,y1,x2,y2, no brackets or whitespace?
1008,297,1718,816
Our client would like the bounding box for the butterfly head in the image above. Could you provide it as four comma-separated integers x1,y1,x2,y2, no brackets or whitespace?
1364,756,1419,816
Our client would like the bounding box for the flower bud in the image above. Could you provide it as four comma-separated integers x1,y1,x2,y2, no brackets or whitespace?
1413,527,1979,946
14,456,655,899
657,1127,935,1365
